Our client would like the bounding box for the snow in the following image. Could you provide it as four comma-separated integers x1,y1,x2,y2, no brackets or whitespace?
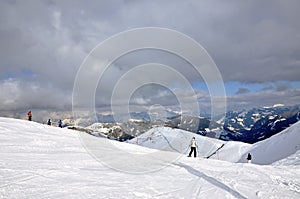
273,149,300,166
237,118,244,122
263,104,285,109
131,122,300,165
227,126,235,131
128,127,226,158
270,118,286,130
240,120,300,165
0,117,300,198
273,104,285,107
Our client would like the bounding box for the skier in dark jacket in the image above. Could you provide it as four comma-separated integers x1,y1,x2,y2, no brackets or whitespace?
247,153,252,163
188,137,198,158
58,119,62,128
47,119,51,126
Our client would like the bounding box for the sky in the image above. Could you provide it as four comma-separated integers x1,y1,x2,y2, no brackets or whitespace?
0,0,300,120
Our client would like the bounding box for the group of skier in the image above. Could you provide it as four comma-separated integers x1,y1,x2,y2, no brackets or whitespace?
27,111,63,128
187,137,252,163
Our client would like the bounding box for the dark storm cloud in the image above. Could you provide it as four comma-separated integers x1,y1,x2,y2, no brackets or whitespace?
228,89,300,110
262,85,275,91
275,82,291,91
0,78,71,111
236,88,251,95
0,0,299,113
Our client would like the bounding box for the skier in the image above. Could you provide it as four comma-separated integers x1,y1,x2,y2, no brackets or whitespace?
188,137,198,158
58,119,62,128
247,153,252,163
27,111,32,121
47,119,51,126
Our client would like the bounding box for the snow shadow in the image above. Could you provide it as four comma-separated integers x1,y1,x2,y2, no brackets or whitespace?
174,163,247,199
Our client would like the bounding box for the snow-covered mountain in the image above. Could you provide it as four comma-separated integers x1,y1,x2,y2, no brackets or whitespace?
222,105,300,143
96,110,180,123
19,104,295,145
63,105,300,145
129,120,300,165
0,117,299,198
70,115,222,143
161,105,300,144
72,120,164,141
165,115,222,136
128,127,227,158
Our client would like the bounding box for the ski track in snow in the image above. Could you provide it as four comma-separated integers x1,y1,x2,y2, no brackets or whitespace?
0,117,300,198
271,175,300,193
174,163,247,199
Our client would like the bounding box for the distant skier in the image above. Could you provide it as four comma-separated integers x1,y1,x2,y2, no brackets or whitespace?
58,119,62,128
27,111,32,121
188,137,198,158
247,153,252,163
47,119,51,126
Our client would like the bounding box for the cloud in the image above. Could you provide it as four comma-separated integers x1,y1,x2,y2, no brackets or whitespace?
236,88,251,95
275,82,291,91
0,78,71,111
0,0,299,116
228,89,300,110
262,85,274,91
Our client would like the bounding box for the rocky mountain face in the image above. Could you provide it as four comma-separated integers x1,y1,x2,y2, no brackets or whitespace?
221,105,300,143
164,115,223,137
68,119,165,142
66,105,300,144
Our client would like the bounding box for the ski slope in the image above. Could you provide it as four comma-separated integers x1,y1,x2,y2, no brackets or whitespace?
128,127,248,162
0,117,299,198
131,122,300,165
242,121,300,165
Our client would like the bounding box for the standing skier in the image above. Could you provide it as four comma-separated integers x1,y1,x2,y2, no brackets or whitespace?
47,119,51,126
188,137,198,158
58,119,63,128
27,111,32,121
247,153,252,163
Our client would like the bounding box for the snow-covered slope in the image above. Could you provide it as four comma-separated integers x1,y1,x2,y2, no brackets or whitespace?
239,121,300,165
130,122,300,165
0,117,299,198
273,149,300,166
128,127,237,159
128,127,251,162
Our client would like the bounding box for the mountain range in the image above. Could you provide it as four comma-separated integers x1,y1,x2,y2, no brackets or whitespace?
67,105,300,144
222,105,300,143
